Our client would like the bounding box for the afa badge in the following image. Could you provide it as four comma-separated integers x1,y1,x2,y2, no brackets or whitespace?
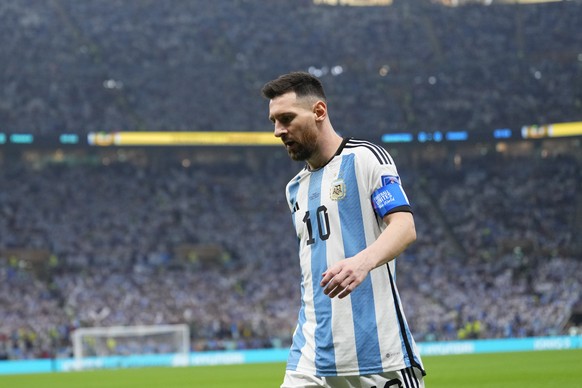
330,178,346,201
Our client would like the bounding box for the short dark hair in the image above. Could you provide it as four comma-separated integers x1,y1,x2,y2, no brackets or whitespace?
261,71,327,101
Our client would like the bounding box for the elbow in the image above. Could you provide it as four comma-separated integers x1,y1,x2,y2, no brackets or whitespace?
407,216,417,246
409,228,417,245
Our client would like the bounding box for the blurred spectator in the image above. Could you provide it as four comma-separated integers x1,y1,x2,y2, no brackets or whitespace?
0,1,580,137
0,146,580,358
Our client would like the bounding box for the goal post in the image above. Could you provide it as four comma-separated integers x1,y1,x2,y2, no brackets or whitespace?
71,324,190,367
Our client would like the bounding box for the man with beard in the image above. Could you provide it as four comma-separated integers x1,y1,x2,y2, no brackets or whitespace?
261,72,426,388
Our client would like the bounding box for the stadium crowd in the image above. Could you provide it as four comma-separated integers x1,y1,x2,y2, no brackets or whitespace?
0,0,581,360
0,0,581,137
0,147,580,360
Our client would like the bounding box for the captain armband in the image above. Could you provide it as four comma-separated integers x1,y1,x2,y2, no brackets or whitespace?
371,175,411,218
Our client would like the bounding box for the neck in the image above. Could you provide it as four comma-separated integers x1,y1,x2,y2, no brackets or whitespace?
307,129,343,170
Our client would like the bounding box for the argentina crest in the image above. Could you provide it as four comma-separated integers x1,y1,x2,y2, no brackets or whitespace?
330,178,346,201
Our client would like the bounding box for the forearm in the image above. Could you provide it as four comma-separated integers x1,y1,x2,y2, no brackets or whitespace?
321,211,416,299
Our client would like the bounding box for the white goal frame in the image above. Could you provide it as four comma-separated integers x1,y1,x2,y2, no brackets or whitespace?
71,324,190,361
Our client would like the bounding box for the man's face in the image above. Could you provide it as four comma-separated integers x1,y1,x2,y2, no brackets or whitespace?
268,92,318,162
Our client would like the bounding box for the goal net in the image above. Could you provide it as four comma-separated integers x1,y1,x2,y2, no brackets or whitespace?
71,324,190,368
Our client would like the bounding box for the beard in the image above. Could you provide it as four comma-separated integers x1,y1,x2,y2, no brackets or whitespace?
286,129,318,161
287,142,314,161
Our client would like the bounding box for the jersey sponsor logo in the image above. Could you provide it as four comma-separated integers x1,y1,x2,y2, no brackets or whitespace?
330,178,346,201
384,351,401,359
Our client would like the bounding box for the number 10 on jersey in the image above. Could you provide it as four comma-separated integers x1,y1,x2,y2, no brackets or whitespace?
302,206,330,245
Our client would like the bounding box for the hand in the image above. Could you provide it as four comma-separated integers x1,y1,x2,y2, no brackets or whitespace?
320,256,371,299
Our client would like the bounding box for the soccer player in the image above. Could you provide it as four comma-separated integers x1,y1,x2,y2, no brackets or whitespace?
262,72,426,388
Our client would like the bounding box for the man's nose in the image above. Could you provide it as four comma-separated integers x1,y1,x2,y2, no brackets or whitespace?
274,122,286,138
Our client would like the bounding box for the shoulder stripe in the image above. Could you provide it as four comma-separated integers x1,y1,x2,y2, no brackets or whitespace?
344,139,393,165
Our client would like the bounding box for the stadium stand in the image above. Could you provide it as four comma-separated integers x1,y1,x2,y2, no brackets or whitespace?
1,147,580,359
0,0,581,359
0,0,580,136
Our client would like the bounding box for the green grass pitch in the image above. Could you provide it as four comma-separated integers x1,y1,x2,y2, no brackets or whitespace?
1,349,580,387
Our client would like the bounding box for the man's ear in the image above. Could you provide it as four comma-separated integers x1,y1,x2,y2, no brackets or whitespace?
313,100,327,122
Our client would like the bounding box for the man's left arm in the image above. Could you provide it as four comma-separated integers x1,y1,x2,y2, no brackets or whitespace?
320,211,416,299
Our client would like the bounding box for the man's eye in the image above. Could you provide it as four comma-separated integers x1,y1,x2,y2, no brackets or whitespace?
280,116,293,124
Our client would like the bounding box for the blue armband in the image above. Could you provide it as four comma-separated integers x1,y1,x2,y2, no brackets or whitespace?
372,175,410,218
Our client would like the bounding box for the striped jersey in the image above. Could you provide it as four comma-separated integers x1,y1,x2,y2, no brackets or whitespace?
284,137,424,377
